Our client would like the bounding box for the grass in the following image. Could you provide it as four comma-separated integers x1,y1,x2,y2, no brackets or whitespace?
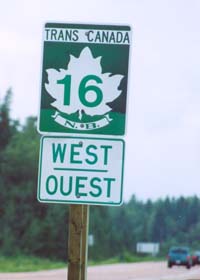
0,255,66,272
89,253,164,266
0,253,164,272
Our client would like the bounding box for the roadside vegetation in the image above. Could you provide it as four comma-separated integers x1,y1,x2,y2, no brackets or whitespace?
89,253,163,266
0,255,65,272
1,89,200,271
0,254,162,272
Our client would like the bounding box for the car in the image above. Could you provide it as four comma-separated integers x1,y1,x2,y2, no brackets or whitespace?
167,246,192,269
192,251,200,265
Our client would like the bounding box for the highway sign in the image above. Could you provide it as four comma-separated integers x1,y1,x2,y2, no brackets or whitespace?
37,136,125,205
38,22,131,136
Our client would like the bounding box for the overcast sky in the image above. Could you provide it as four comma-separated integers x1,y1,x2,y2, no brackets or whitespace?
0,0,200,201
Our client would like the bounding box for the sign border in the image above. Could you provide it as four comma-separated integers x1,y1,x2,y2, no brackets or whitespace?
37,135,125,206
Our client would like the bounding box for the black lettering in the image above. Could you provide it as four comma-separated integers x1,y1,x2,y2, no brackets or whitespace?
58,30,64,41
109,32,115,43
51,29,57,40
116,32,123,43
123,32,130,44
73,30,79,41
45,28,50,40
86,30,94,42
65,29,72,41
95,31,101,43
102,31,109,43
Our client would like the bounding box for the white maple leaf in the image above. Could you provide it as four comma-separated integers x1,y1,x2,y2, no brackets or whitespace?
45,47,123,120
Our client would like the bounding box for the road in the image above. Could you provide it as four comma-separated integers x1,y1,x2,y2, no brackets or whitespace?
0,261,200,280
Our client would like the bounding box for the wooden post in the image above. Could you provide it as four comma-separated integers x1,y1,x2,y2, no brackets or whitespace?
81,205,89,280
67,205,89,280
68,205,83,280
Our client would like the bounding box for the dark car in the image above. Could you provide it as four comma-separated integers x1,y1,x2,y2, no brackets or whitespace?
192,251,200,265
167,247,192,269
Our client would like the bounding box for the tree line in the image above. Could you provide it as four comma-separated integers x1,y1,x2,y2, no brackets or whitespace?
1,89,200,261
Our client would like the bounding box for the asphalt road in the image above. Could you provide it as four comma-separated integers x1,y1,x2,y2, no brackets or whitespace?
0,261,200,280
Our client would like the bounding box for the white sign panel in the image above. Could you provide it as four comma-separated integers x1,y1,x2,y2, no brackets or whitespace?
136,242,160,255
38,136,125,206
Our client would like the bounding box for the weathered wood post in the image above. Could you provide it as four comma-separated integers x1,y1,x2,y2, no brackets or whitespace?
81,205,89,280
67,205,89,280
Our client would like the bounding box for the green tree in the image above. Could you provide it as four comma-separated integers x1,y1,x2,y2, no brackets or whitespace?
0,88,18,150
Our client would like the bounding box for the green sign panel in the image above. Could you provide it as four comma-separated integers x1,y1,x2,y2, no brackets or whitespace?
38,23,131,135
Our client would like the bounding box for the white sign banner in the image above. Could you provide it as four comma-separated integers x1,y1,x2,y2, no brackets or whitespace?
44,27,131,45
38,136,125,206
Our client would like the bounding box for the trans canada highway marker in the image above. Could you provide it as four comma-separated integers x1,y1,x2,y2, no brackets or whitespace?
38,22,131,136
